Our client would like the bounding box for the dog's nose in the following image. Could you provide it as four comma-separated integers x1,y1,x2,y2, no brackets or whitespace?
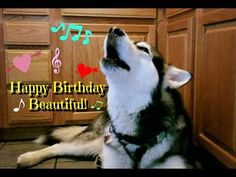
108,27,125,36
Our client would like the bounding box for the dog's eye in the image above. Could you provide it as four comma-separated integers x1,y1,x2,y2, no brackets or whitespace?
137,46,150,54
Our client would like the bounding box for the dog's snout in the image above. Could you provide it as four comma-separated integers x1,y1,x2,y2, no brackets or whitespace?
108,27,125,36
113,28,124,36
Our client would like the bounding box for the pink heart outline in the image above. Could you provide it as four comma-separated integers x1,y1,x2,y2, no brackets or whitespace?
12,54,32,73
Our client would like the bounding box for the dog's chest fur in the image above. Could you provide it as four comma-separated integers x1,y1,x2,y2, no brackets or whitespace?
107,84,153,136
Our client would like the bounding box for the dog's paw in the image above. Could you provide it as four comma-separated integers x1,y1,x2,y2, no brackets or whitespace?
17,152,40,168
95,155,102,169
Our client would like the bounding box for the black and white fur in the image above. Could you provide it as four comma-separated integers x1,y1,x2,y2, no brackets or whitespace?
17,27,195,168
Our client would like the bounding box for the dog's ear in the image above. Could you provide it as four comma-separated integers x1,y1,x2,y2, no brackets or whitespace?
163,66,192,89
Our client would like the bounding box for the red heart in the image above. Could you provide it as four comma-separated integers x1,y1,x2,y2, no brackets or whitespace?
76,64,92,78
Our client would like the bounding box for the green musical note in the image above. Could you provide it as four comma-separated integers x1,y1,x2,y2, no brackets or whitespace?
51,23,66,33
60,24,83,41
51,23,92,44
91,101,103,111
82,30,93,45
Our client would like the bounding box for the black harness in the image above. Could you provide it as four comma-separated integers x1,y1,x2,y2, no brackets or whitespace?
109,123,167,168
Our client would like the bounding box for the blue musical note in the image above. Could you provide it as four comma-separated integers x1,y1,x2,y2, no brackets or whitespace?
60,24,83,41
51,23,66,33
51,23,93,44
82,30,93,45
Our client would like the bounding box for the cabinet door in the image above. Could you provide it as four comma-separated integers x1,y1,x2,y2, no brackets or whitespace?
62,8,156,19
194,9,236,168
0,9,53,131
166,17,195,118
4,49,53,128
3,8,49,15
166,8,193,18
55,24,156,124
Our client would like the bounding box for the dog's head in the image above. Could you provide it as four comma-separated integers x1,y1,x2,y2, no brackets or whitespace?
100,27,191,93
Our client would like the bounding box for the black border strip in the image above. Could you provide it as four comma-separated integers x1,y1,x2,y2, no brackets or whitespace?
0,169,236,177
1,0,236,8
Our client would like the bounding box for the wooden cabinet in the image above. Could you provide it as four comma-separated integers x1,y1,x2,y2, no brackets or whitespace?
1,9,53,129
3,8,49,15
166,17,195,117
4,22,50,45
158,8,236,168
7,91,53,125
1,8,235,168
0,8,157,133
62,8,156,18
158,9,195,118
5,50,51,83
194,9,236,168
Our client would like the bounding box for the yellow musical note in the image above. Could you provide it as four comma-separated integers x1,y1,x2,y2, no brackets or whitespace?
91,101,103,111
13,98,25,112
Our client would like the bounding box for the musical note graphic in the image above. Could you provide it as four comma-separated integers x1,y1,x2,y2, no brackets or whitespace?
51,23,66,33
82,30,93,45
13,98,25,112
52,48,62,74
60,24,83,41
51,23,93,44
91,101,103,111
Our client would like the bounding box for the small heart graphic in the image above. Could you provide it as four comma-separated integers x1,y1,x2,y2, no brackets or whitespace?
13,54,32,73
77,64,93,78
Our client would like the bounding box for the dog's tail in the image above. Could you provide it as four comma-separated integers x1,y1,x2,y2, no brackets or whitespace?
33,126,88,145
33,112,109,145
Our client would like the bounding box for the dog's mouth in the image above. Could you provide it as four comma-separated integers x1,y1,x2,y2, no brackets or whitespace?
102,27,130,71
103,44,130,71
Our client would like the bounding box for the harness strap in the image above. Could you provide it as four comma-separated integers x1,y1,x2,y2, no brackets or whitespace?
109,123,167,168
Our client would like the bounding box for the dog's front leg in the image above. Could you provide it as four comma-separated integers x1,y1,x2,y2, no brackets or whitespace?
102,134,133,168
17,137,103,168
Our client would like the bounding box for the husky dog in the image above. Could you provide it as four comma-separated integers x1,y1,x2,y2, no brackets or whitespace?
17,27,195,168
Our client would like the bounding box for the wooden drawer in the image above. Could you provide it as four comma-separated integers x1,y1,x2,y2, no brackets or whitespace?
166,8,193,18
7,90,53,124
5,50,51,83
4,22,50,45
62,8,157,18
3,8,49,15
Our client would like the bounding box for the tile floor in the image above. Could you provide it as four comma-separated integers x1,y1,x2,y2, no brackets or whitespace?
0,141,96,169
